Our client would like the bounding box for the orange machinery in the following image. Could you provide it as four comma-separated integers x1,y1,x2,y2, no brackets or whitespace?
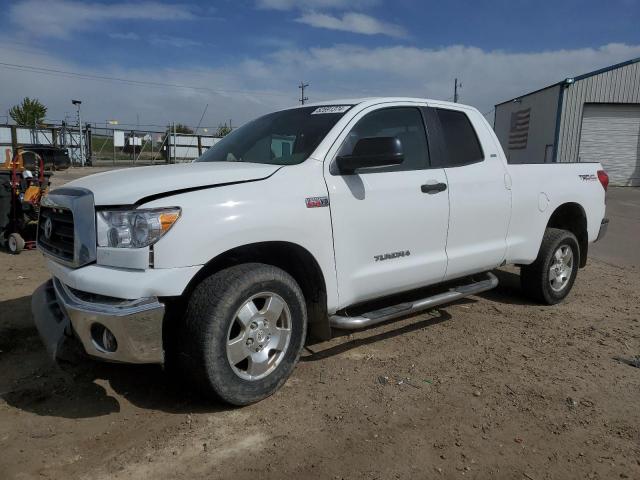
0,148,50,253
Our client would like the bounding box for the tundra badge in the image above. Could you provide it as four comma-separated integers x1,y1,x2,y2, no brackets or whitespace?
374,251,411,262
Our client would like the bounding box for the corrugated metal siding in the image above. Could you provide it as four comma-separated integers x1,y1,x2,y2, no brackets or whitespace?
493,84,560,163
557,61,640,163
578,104,640,186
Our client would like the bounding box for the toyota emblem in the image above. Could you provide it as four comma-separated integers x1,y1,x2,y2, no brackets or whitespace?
43,217,53,240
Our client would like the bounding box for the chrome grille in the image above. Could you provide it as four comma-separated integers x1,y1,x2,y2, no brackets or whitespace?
38,207,75,262
37,188,97,268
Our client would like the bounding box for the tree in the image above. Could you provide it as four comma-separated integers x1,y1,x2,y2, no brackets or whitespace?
217,123,232,137
9,97,47,127
173,123,194,134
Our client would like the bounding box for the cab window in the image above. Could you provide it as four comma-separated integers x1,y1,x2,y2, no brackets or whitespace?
336,107,430,173
435,108,484,167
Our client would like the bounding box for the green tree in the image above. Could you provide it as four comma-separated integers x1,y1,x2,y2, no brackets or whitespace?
217,123,232,137
173,123,194,134
9,97,47,127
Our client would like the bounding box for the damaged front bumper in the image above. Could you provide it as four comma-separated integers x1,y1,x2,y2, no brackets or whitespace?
32,278,165,364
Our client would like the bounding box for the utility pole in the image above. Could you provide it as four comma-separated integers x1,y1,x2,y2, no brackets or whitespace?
453,78,461,103
299,81,309,105
72,99,84,166
173,121,177,163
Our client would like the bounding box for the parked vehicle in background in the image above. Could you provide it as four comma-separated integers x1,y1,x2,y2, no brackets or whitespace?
31,98,608,405
20,145,70,171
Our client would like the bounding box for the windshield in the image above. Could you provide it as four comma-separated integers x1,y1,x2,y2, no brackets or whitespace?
196,105,352,165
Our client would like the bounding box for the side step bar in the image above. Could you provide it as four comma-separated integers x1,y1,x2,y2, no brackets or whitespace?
329,272,498,331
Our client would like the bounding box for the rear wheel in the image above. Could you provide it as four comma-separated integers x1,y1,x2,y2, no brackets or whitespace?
8,233,25,254
179,263,307,405
521,228,579,304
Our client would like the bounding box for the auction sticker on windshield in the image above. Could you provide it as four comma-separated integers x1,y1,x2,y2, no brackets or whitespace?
311,106,351,114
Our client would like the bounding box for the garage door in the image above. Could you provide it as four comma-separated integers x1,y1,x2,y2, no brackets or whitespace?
578,104,640,186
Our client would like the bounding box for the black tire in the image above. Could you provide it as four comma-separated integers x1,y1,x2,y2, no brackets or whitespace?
8,233,25,254
179,263,307,405
521,228,580,305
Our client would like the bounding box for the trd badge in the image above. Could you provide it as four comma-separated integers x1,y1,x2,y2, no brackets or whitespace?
305,196,330,208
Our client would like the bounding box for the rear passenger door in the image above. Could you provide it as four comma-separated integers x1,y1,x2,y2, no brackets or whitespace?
325,105,450,308
424,106,511,280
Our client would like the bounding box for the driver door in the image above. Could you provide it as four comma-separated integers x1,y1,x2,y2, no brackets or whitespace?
325,105,450,308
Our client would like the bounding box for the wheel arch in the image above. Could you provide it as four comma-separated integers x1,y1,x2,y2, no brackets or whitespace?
176,241,330,342
545,202,588,267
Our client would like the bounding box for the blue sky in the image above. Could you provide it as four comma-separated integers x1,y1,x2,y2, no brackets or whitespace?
0,0,639,129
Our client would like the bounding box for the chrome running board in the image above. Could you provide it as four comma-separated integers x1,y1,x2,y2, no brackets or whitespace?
329,272,498,331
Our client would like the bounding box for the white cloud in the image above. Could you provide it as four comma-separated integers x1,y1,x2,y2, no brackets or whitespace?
107,32,201,48
257,0,403,40
148,35,202,48
296,12,406,38
109,32,141,41
266,43,640,109
0,36,292,129
0,37,638,130
257,0,378,10
10,0,195,38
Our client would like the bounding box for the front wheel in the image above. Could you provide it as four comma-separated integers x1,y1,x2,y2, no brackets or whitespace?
179,263,307,405
521,228,580,305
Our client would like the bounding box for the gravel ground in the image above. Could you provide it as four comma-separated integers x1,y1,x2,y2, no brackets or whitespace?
0,167,639,479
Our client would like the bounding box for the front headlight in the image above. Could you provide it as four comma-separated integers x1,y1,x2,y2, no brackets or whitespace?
96,207,181,248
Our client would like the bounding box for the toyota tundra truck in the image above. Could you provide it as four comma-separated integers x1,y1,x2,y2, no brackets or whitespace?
31,98,609,405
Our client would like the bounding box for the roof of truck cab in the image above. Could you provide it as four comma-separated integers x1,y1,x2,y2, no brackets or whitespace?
289,97,475,111
305,97,482,162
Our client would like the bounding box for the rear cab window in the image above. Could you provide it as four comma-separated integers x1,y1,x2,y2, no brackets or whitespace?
434,108,484,167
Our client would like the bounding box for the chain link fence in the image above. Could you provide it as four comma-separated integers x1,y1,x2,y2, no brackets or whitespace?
1,123,87,166
91,126,166,166
1,122,230,167
91,126,224,166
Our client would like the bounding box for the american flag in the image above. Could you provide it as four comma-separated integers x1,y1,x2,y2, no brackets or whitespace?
508,108,531,150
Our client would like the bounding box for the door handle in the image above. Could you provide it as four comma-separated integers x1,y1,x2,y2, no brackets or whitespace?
421,182,447,194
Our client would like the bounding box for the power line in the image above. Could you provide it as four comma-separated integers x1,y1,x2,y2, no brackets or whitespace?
31,118,227,131
0,59,404,106
0,60,294,99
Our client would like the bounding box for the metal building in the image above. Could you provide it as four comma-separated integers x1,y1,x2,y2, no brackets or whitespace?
494,57,640,186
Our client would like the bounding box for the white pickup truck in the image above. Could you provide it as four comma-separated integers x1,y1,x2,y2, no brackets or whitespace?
32,98,609,405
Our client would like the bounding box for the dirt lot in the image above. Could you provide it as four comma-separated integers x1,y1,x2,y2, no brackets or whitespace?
1,168,639,479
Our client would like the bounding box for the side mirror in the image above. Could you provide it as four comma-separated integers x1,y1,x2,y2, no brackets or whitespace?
335,137,404,174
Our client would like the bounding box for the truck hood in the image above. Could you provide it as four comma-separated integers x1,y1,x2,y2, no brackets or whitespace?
63,162,281,205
